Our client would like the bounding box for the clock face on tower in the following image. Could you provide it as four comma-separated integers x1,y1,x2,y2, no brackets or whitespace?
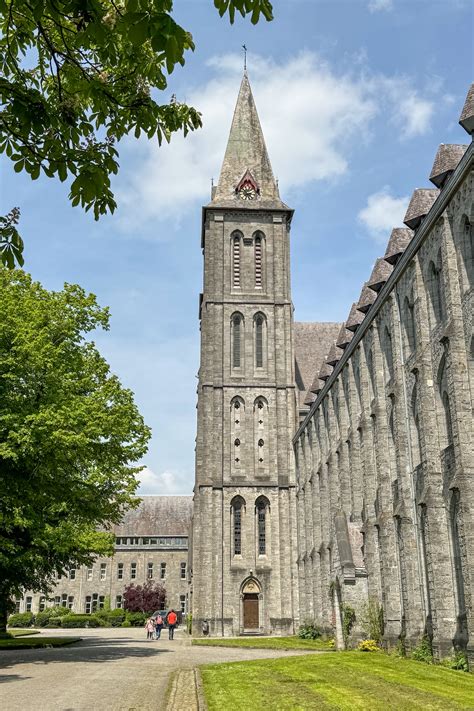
235,170,259,201
238,184,257,200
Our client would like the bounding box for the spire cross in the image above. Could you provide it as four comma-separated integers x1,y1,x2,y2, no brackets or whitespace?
242,44,247,71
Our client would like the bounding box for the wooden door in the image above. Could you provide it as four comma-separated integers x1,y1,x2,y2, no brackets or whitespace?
243,593,259,629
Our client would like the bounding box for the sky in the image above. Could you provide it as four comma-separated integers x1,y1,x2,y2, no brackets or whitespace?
1,0,473,496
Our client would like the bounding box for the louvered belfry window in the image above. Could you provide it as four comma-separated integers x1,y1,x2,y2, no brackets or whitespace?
233,314,241,368
255,315,263,368
233,235,241,288
255,235,262,287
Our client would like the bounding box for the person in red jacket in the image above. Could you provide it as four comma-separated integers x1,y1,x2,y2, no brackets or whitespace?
167,609,177,640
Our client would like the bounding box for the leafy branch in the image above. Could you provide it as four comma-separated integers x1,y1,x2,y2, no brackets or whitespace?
0,0,274,267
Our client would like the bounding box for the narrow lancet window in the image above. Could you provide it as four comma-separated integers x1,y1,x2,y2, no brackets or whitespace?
256,497,268,555
232,314,242,368
233,234,241,288
255,234,262,288
255,315,264,368
232,497,244,555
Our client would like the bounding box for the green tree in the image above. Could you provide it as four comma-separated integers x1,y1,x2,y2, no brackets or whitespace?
0,268,151,636
0,0,273,266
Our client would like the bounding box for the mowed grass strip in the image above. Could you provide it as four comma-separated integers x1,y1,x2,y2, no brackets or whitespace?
8,629,40,637
201,652,474,710
192,636,333,651
0,636,81,650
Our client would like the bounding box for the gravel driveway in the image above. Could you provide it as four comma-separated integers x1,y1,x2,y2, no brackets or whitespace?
0,628,316,710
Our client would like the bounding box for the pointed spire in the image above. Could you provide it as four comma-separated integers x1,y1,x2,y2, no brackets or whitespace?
356,282,376,314
211,74,287,209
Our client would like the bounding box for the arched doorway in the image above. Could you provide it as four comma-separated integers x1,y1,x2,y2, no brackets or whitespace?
241,577,262,632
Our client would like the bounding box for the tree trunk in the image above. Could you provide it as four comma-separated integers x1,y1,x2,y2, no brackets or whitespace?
0,593,11,638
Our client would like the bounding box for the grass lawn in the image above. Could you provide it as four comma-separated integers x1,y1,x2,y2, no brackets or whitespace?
192,636,333,651
8,629,40,637
201,651,474,710
0,636,80,650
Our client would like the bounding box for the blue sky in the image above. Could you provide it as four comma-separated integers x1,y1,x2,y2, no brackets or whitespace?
1,0,472,495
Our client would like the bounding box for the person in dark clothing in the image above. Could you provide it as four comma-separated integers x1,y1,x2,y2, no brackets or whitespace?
155,614,164,639
167,609,177,640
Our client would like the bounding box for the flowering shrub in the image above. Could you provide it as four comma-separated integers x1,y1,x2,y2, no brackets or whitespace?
358,639,379,652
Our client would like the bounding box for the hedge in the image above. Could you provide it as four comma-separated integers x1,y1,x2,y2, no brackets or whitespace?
60,615,104,628
7,612,34,628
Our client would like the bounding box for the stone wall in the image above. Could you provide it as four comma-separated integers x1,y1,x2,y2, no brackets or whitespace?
294,143,473,662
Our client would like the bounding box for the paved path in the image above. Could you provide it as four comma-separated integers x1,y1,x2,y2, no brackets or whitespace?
0,628,317,710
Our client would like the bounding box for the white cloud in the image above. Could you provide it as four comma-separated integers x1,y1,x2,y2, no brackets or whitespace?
358,187,409,241
368,0,393,12
137,466,191,495
375,77,434,138
115,52,436,227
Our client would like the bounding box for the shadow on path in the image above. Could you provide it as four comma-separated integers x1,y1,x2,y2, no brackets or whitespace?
0,640,171,674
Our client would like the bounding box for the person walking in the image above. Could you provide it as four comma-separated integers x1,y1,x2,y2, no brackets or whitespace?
145,617,155,640
167,609,177,640
155,613,164,639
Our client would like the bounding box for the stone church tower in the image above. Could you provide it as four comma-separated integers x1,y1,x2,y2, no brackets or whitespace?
191,73,300,636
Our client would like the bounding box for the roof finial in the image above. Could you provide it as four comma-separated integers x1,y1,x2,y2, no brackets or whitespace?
242,44,247,72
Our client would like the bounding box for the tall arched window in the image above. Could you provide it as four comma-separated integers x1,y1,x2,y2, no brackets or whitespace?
254,397,268,474
231,496,245,556
403,293,416,355
256,496,269,555
254,232,263,288
232,232,241,288
437,354,453,449
427,250,444,325
254,313,265,368
231,397,245,473
410,381,421,468
457,216,473,294
449,489,467,630
383,326,394,381
231,313,243,368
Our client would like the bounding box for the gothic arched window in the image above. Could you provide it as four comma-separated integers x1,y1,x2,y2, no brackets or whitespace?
256,496,269,555
231,496,245,556
232,232,242,288
231,397,245,472
403,293,416,355
437,354,453,449
231,313,243,369
457,216,473,294
410,381,421,468
383,326,394,380
254,313,265,368
427,250,444,326
254,232,264,288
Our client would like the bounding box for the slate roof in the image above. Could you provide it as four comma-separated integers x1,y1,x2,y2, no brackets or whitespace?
318,359,333,381
113,496,193,537
384,227,413,264
209,73,289,211
459,83,474,134
429,144,468,188
336,323,353,350
368,258,393,292
346,302,364,332
326,342,340,366
294,322,342,407
357,283,376,314
403,188,440,230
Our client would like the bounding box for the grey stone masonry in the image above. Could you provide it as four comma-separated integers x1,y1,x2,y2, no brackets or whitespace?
191,73,300,637
293,105,474,664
